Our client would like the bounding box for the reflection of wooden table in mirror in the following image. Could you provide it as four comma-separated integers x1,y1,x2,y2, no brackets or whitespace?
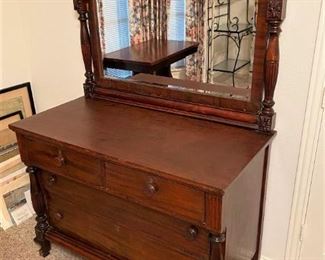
103,40,199,77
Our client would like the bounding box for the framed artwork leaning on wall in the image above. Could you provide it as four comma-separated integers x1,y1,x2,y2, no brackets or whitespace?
0,82,36,162
0,111,23,163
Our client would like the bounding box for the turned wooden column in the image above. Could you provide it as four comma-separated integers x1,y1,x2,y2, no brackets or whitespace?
74,0,95,98
259,0,287,132
27,166,51,257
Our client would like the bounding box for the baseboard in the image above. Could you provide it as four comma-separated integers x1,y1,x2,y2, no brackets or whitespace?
261,253,325,260
260,256,273,260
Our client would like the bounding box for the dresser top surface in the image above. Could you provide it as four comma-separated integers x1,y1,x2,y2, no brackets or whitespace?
11,97,273,192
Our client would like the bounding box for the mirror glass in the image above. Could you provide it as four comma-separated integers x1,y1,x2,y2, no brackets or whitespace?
97,0,258,101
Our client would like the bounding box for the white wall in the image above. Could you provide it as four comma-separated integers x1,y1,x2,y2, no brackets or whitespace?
0,1,2,84
261,0,323,259
299,117,324,259
1,0,322,259
1,0,84,112
1,1,32,88
284,4,324,258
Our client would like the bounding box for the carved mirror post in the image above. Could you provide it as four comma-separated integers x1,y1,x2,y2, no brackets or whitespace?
259,0,286,132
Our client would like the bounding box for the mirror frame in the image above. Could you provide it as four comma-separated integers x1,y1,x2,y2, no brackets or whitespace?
73,0,287,132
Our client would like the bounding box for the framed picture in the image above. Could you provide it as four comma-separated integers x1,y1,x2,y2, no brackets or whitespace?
0,111,23,163
0,82,35,163
0,82,36,119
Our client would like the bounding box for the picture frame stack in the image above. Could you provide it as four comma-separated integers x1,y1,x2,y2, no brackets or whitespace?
0,82,36,230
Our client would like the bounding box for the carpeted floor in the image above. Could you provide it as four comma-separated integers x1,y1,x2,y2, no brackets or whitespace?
0,217,83,260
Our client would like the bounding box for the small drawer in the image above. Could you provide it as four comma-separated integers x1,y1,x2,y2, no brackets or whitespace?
22,137,103,187
105,162,205,222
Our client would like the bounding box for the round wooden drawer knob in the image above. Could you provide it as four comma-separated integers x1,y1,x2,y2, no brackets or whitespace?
186,225,198,240
146,182,159,195
48,175,56,185
54,150,65,167
55,212,63,220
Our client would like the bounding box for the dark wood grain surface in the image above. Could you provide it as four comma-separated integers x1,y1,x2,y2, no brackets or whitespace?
22,137,104,188
131,73,250,100
10,97,273,192
105,162,205,222
43,172,210,259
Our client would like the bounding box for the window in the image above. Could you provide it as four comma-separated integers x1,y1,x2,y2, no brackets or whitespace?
168,0,186,41
168,0,186,68
102,0,132,78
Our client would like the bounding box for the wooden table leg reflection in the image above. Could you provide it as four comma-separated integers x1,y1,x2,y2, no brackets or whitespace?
155,65,173,77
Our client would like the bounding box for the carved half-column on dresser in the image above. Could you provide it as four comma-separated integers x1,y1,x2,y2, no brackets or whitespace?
27,166,51,257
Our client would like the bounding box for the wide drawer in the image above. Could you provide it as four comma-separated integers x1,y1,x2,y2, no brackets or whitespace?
42,172,210,260
21,137,103,187
105,162,205,223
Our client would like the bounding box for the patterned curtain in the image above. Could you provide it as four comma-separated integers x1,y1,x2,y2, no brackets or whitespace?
97,0,106,53
129,0,169,45
185,0,206,81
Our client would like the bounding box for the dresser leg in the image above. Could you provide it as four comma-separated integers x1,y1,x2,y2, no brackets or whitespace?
34,215,51,257
209,233,226,260
27,166,51,257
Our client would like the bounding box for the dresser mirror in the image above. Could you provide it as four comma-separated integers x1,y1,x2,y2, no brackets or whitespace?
99,0,257,99
74,0,286,131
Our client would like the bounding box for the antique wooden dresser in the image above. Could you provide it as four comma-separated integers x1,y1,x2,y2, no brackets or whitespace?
10,0,287,259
